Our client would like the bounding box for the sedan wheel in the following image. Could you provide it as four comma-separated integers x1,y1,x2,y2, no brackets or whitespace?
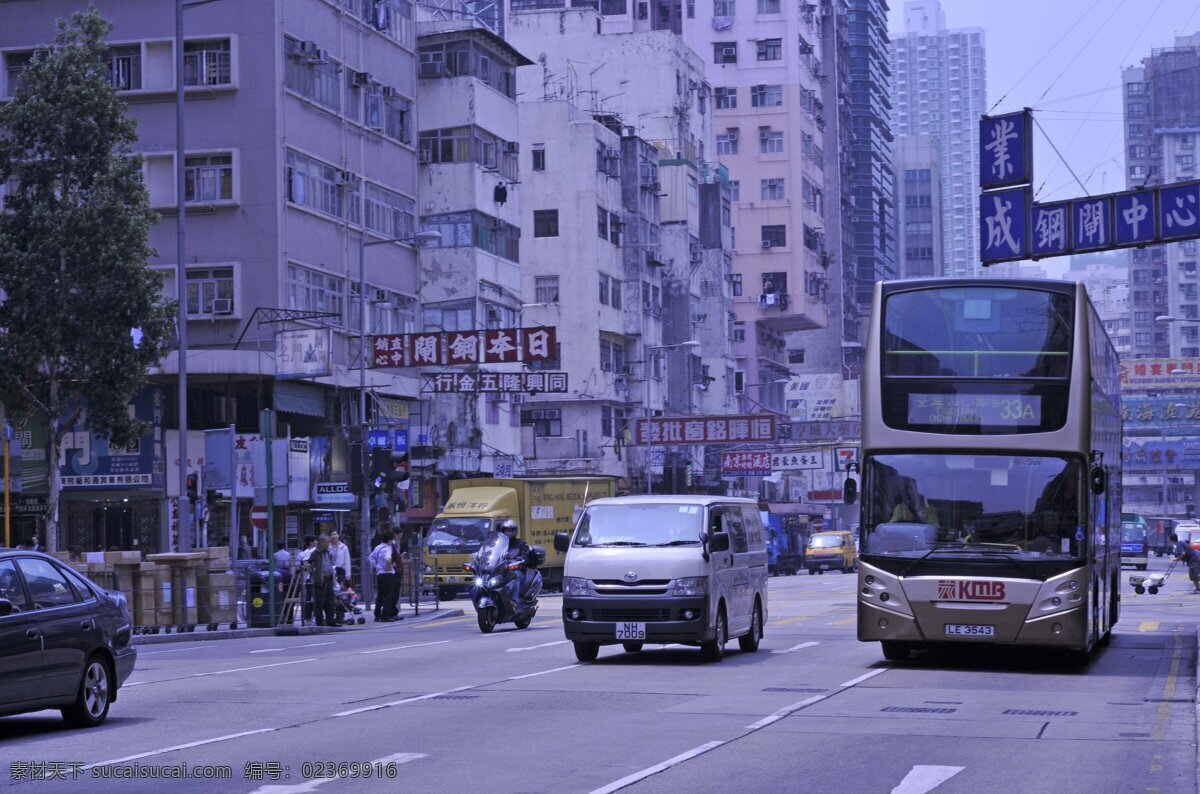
62,655,112,728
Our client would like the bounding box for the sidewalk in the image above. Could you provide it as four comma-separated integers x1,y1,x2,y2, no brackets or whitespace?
132,604,464,645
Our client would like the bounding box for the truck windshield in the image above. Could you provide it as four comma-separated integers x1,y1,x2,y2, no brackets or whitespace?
574,503,703,547
809,535,844,549
861,453,1085,560
428,518,491,553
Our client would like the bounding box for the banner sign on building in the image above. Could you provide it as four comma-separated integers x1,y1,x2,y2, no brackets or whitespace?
369,425,408,454
60,388,164,490
1123,396,1200,428
420,371,568,394
786,420,862,442
979,188,1030,263
275,328,333,379
979,110,1033,190
313,481,356,506
372,327,557,368
633,414,776,446
1120,358,1200,387
721,451,773,478
1123,437,1200,469
770,451,824,471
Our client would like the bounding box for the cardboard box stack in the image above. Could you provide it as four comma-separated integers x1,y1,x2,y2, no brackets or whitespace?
145,552,207,628
196,546,236,627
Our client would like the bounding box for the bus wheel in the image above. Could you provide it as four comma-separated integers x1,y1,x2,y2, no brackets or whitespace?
881,640,910,661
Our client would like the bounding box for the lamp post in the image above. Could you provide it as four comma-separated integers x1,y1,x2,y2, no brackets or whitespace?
643,340,700,493
739,378,788,414
357,230,440,601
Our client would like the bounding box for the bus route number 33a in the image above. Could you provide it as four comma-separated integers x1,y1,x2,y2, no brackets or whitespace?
944,624,995,637
616,622,646,640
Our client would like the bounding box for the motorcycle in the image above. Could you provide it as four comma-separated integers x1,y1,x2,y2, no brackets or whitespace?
465,531,545,633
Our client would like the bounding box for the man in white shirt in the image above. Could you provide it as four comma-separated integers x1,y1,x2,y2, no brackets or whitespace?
368,530,401,621
299,535,317,623
328,530,352,585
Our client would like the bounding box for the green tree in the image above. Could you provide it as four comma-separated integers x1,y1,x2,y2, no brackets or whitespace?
0,8,174,551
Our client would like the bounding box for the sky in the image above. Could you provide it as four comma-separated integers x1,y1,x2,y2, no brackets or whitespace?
887,0,1200,275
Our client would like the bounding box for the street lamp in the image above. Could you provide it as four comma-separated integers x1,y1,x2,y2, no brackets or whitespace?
357,229,440,596
739,378,788,414
643,340,700,493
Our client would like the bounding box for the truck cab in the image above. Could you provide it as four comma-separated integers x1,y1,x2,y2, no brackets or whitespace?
426,487,517,601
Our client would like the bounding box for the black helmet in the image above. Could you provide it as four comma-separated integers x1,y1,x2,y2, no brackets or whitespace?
499,519,519,535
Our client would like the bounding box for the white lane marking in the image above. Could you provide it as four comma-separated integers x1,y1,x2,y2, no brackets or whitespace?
249,648,286,654
82,729,276,770
333,691,448,718
137,646,220,656
249,642,335,655
248,758,427,791
771,641,820,655
192,659,317,678
747,695,825,729
506,640,570,653
249,753,428,793
359,640,452,655
841,667,888,688
589,741,726,794
506,664,579,680
890,765,965,794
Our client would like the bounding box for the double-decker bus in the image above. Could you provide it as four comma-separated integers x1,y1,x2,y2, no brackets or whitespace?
851,279,1122,663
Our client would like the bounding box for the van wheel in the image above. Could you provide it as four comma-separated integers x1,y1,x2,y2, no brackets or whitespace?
62,655,112,728
738,602,763,653
880,641,910,661
622,642,643,653
574,641,600,662
701,607,727,662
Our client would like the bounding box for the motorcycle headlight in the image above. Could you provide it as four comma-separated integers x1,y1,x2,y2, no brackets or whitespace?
488,575,503,588
672,576,708,596
423,564,434,574
562,576,590,596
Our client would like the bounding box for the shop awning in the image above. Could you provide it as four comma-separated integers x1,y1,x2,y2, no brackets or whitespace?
274,381,326,417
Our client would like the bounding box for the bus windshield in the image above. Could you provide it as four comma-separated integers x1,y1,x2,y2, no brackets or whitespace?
1120,523,1147,543
861,453,1084,560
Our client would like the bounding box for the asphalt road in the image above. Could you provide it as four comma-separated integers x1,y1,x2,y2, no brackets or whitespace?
2,556,1196,793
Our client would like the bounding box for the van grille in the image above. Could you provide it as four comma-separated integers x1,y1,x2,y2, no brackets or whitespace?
591,608,672,622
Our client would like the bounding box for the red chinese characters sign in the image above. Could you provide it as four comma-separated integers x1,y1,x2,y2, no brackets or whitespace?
633,415,777,446
1119,358,1200,386
720,450,773,477
371,327,557,368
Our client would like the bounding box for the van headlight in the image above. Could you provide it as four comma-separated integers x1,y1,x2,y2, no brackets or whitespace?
563,576,590,596
672,576,708,596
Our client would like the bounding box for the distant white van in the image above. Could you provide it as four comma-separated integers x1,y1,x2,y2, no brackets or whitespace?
553,495,768,663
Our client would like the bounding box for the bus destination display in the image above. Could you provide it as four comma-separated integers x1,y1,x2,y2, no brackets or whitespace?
908,394,1042,427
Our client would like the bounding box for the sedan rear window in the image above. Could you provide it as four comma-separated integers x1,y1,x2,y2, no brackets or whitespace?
15,558,81,610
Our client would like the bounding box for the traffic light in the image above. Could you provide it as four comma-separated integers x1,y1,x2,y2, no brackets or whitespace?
186,473,199,501
370,448,409,496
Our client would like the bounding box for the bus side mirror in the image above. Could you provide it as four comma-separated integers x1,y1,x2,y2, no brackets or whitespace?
844,479,858,505
1090,467,1106,496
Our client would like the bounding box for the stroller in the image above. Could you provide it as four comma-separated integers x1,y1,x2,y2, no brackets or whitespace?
334,578,367,625
1129,559,1177,595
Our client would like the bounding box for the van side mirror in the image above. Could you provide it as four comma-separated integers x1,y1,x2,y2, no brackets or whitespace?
709,532,731,553
1090,467,1106,496
553,532,570,553
843,479,858,505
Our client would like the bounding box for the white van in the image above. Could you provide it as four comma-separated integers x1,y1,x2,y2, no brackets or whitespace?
553,495,768,663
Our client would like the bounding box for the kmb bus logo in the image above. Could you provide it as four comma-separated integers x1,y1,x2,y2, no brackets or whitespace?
936,580,1006,601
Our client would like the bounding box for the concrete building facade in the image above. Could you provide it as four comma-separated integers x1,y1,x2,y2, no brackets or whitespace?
894,133,941,279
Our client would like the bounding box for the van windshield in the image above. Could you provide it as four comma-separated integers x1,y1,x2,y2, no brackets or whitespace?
809,534,844,549
573,503,704,547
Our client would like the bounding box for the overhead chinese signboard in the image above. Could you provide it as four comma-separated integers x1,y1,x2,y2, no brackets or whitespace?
420,371,569,394
786,420,861,442
276,328,332,379
721,451,773,478
633,414,777,446
372,327,557,368
1123,437,1200,470
1123,396,1200,429
770,451,824,471
1120,358,1200,387
980,109,1200,265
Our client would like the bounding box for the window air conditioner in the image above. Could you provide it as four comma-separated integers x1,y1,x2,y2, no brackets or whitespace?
353,70,372,85
418,148,431,164
380,85,395,97
373,289,388,302
334,170,354,186
762,240,772,248
212,298,234,315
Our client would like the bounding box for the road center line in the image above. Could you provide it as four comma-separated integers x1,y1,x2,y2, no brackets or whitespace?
359,640,452,655
506,664,580,680
506,640,571,652
589,741,726,794
841,667,888,688
747,695,826,729
82,728,276,770
192,659,317,678
249,648,286,654
333,691,449,718
771,641,821,655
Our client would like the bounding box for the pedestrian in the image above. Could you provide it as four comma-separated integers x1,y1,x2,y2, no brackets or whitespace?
389,529,407,620
30,534,44,552
368,530,400,621
17,537,35,550
238,536,253,561
1171,533,1200,593
307,534,338,626
273,542,291,570
299,535,317,622
328,530,352,589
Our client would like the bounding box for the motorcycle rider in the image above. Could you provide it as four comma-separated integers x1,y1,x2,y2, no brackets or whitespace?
498,519,539,602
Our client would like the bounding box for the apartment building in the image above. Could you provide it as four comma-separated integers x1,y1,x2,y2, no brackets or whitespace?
894,133,941,279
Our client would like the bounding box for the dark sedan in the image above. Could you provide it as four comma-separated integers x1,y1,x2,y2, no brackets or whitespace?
0,550,137,727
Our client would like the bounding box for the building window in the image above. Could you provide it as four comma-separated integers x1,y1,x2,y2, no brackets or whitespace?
184,39,232,86
419,40,516,98
420,210,520,262
522,408,562,437
364,183,416,240
761,225,786,248
1126,82,1146,96
688,175,699,205
750,84,783,107
761,177,784,201
533,209,559,238
757,0,780,12
759,129,784,154
756,39,782,61
713,0,735,14
418,126,517,180
597,206,609,239
609,210,622,245
532,145,545,171
714,87,737,110
186,267,234,316
713,43,737,64
185,154,233,202
106,45,142,91
729,273,743,296
599,337,627,373
286,149,348,219
284,37,340,113
287,263,343,322
3,51,38,97
732,324,745,342
535,276,560,303
728,180,740,201
599,274,610,305
716,131,739,156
